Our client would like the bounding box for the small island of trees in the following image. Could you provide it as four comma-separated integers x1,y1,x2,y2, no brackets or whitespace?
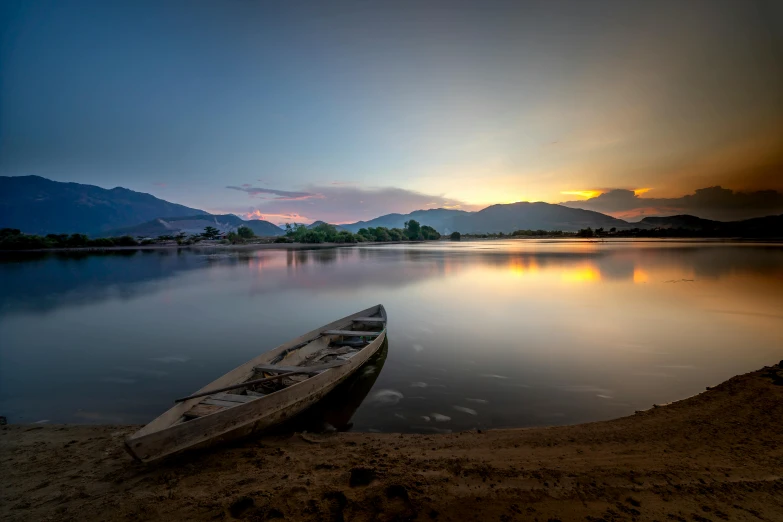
278,220,439,244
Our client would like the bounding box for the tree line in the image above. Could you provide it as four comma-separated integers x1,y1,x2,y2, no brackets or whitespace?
8,220,763,251
0,220,443,250
0,225,259,250
0,228,143,250
279,220,440,244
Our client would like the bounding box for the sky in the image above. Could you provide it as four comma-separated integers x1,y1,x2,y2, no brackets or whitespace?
1,0,782,223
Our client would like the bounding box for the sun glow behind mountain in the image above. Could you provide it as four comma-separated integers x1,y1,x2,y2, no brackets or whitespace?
1,2,781,224
561,190,604,199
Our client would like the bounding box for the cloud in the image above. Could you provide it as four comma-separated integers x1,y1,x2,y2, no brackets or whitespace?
225,184,477,225
226,185,321,201
245,210,313,222
561,186,783,221
560,190,604,199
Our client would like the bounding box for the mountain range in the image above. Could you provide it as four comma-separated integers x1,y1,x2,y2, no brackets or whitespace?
0,175,210,236
637,214,782,236
341,208,471,233
106,214,284,237
1,176,780,238
342,204,635,234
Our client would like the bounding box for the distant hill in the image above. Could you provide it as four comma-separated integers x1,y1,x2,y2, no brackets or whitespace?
307,221,348,232
341,208,470,233
6,176,777,239
0,175,208,235
639,214,782,237
638,215,721,231
106,214,283,237
451,202,633,234
341,203,633,234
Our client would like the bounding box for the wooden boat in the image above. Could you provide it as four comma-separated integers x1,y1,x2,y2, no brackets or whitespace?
125,304,387,462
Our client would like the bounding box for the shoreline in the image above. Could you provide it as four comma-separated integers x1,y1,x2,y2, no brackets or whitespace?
0,240,412,255
2,362,782,521
1,236,781,255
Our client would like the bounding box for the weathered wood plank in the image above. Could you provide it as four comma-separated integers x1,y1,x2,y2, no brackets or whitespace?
323,330,381,336
245,390,265,397
175,361,348,403
352,317,386,323
210,392,258,403
202,398,244,408
313,348,357,362
331,340,369,347
253,360,348,374
175,371,297,402
183,404,224,419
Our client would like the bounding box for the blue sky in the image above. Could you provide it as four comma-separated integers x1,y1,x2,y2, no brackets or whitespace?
2,1,781,223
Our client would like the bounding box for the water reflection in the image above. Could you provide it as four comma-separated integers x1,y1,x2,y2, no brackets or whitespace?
0,241,781,430
3,242,782,316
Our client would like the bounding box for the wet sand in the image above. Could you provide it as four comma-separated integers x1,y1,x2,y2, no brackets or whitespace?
2,363,782,521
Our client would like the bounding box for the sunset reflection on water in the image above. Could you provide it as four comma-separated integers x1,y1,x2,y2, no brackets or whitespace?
0,240,781,432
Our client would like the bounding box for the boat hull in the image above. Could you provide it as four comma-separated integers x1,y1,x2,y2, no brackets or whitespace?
126,305,386,462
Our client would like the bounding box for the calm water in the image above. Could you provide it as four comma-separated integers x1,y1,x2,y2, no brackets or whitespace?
1,240,781,433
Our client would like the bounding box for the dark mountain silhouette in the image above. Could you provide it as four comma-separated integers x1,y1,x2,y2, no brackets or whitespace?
639,214,782,237
0,175,208,235
450,202,632,234
639,215,721,230
106,214,283,237
341,208,470,233
307,221,348,232
4,176,779,239
341,203,632,234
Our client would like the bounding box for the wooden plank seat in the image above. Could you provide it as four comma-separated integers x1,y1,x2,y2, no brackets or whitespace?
322,330,382,337
352,317,386,323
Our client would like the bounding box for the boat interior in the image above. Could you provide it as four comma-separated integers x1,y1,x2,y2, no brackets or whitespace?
177,311,387,422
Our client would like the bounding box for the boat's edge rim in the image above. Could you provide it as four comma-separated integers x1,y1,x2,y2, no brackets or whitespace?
126,305,386,441
126,330,386,462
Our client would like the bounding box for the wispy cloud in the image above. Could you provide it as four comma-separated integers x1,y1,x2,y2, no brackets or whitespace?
226,185,321,201
560,190,604,199
245,210,313,222
225,184,478,225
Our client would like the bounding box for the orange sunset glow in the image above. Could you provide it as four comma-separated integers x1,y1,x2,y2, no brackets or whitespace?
2,2,783,521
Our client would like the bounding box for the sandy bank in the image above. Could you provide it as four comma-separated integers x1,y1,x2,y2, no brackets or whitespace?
2,363,782,521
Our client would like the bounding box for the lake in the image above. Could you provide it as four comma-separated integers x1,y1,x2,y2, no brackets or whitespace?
1,240,781,434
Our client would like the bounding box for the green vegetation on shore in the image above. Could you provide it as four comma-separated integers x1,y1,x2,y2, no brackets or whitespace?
0,226,248,250
0,228,142,250
4,217,777,251
279,220,440,244
0,220,442,251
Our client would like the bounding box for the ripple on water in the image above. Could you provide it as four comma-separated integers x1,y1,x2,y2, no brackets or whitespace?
369,389,403,406
452,406,478,415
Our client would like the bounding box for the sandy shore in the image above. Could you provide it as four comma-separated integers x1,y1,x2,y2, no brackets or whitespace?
2,363,782,521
